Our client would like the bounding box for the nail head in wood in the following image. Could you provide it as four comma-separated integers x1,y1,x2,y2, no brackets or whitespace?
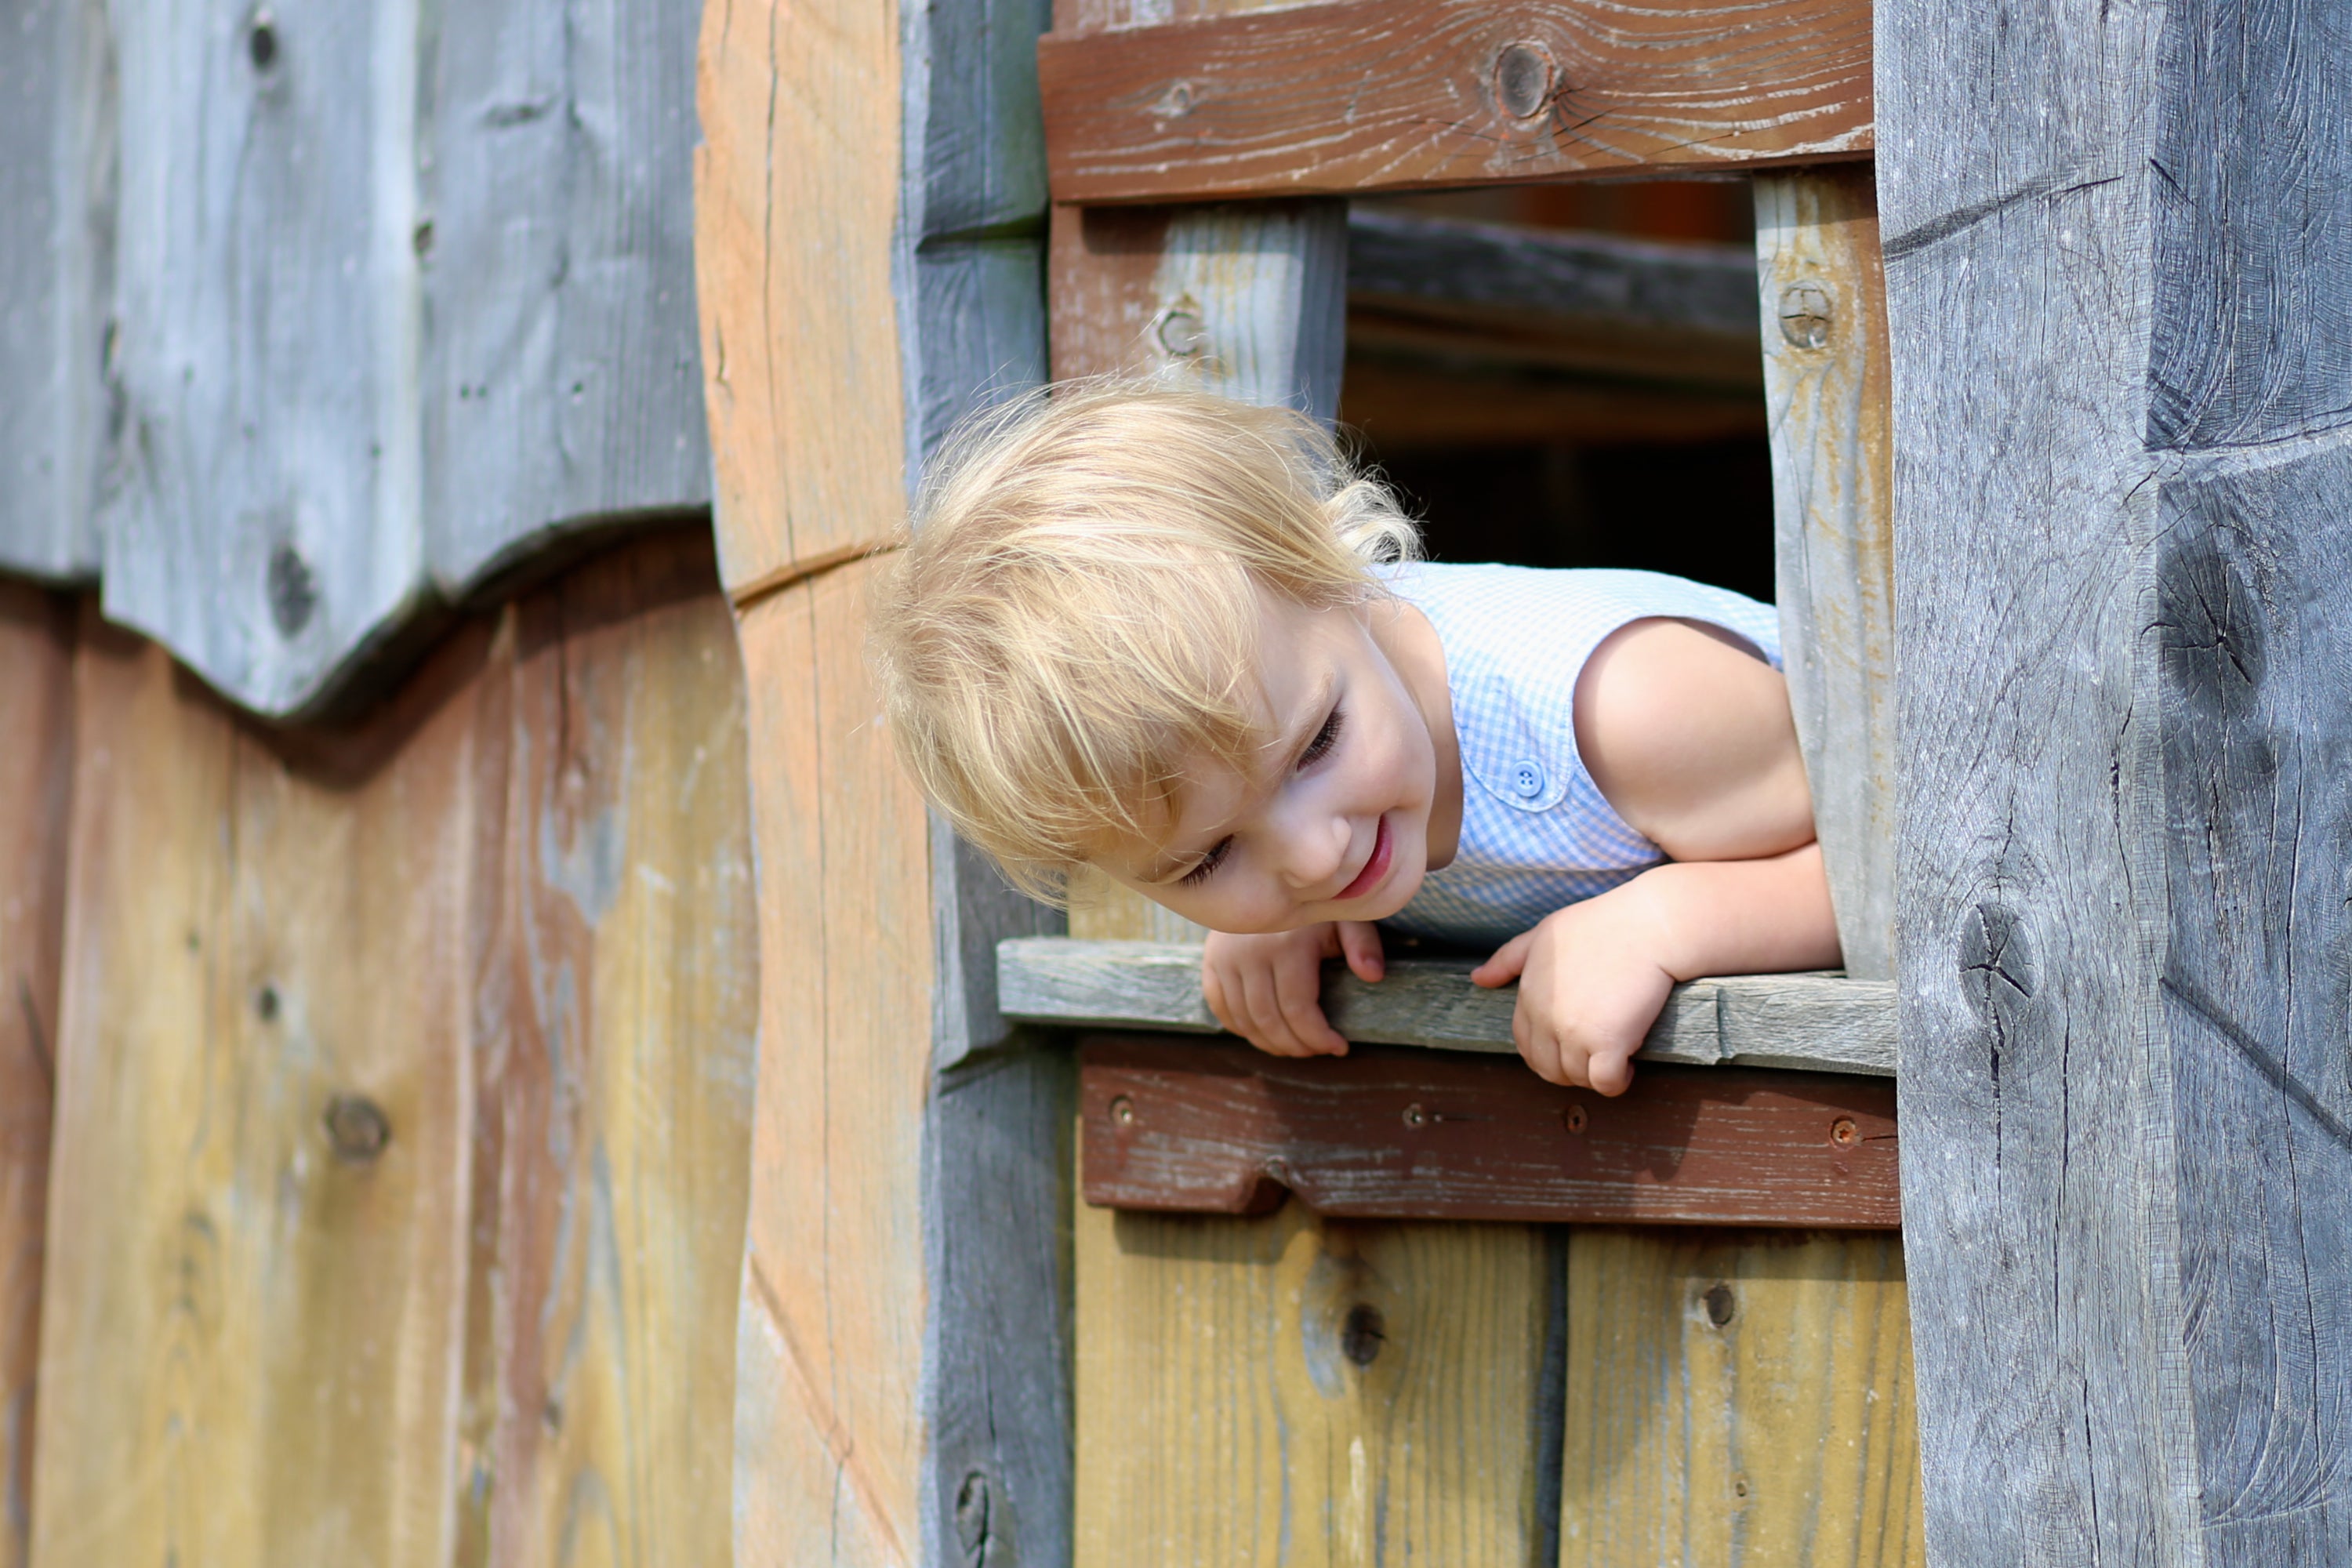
324,1094,391,1163
1703,1282,1737,1327
1494,42,1556,120
1155,305,1210,359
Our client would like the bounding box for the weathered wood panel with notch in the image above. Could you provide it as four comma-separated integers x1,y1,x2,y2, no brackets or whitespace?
1040,0,1873,204
1080,1039,1901,1225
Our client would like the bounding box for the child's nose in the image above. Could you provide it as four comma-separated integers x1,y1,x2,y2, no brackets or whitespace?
1271,802,1354,892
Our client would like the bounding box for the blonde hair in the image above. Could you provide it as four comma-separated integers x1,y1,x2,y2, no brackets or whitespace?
870,379,1418,902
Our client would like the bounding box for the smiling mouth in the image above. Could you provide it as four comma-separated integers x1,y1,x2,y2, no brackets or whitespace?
1334,816,1393,903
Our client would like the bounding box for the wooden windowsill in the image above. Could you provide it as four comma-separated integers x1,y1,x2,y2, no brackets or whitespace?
998,937,1895,1077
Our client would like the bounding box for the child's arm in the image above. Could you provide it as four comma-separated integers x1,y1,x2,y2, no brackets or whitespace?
1476,616,1840,1093
1469,842,1839,1093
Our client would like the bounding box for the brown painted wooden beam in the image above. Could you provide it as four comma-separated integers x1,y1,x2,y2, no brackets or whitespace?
1081,1036,1900,1226
1039,0,1873,205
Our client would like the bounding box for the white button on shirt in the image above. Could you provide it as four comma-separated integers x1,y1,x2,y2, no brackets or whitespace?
1378,562,1784,949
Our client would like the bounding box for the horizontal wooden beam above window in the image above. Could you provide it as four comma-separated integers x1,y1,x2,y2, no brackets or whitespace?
1000,938,1895,1076
1038,0,1873,205
1081,1037,1899,1225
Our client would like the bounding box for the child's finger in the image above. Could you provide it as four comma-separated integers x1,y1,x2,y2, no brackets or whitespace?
1472,929,1536,989
1201,963,1238,1036
1587,1048,1635,1098
1336,921,1385,983
1274,956,1349,1055
1236,965,1320,1057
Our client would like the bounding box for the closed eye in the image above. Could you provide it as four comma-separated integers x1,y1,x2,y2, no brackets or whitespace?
1298,705,1345,768
1180,837,1232,887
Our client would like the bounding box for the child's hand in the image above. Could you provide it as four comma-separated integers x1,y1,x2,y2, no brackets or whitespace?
1202,922,1386,1058
1470,897,1674,1096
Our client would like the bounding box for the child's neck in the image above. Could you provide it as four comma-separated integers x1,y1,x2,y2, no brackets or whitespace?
1367,596,1462,871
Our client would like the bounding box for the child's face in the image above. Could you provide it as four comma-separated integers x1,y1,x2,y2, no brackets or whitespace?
1098,593,1442,933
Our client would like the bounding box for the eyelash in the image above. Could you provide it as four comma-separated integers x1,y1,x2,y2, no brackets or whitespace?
1179,707,1345,889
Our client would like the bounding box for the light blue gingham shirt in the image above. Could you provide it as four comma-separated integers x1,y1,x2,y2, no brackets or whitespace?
1379,562,1784,949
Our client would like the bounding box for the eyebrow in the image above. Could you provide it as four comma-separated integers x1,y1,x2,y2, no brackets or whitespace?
1141,673,1338,885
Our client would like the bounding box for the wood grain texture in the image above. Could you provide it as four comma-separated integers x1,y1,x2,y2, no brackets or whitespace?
1348,207,1762,392
0,586,72,1568
1880,0,2352,1555
1081,1040,1900,1225
419,0,711,590
730,564,934,1568
1752,170,1895,980
0,0,111,582
29,534,755,1568
1075,1200,1563,1566
34,613,481,1567
1000,938,1897,1074
1558,1229,1923,1567
456,535,757,1568
1039,0,1873,205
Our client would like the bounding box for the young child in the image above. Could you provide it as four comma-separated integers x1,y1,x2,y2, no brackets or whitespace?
872,383,1841,1095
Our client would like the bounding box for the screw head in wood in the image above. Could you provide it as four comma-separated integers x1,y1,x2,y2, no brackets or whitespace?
1494,42,1557,120
1155,307,1210,360
324,1094,392,1162
1109,1094,1137,1127
1563,1102,1588,1134
1830,1116,1860,1146
1403,1102,1427,1129
1777,281,1835,350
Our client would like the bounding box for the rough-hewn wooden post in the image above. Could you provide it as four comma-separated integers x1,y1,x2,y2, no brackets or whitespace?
698,2,1066,1564
1882,1,2352,1556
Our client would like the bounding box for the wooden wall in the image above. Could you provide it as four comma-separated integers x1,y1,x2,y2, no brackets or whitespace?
0,528,755,1567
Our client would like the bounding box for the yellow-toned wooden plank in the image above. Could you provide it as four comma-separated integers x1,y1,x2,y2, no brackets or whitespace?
33,619,486,1568
0,585,72,1568
461,535,758,1567
693,0,907,594
1559,1229,1923,1568
1076,1202,1560,1566
731,557,935,1567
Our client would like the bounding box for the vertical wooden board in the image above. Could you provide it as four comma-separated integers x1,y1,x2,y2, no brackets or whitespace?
1753,170,1894,982
1076,1201,1562,1566
731,560,935,1567
692,0,907,593
98,0,424,717
463,535,757,1566
0,0,111,582
419,0,711,590
32,618,481,1567
0,586,73,1568
1559,1229,1922,1568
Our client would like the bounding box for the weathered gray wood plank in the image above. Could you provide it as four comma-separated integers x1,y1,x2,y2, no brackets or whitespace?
1882,0,2352,1557
0,0,111,583
897,5,1069,1567
999,937,1895,1076
418,0,711,590
89,0,712,719
1156,199,1348,421
1753,170,1896,979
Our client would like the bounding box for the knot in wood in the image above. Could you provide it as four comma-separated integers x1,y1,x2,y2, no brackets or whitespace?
1777,281,1835,350
1702,1281,1737,1327
1340,1302,1386,1367
1493,41,1557,120
325,1094,392,1163
248,10,278,70
267,541,317,637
